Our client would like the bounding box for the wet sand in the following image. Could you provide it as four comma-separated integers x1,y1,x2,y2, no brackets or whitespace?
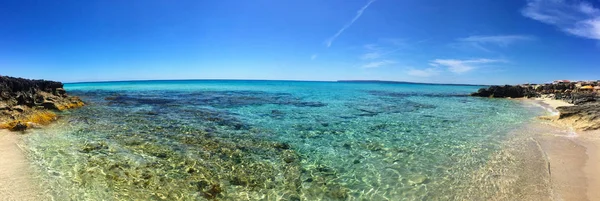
529,99,600,201
0,130,46,201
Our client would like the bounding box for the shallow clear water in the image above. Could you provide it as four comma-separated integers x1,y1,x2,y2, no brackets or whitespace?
22,80,543,200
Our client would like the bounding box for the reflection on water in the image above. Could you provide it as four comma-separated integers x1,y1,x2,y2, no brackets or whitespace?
21,81,548,200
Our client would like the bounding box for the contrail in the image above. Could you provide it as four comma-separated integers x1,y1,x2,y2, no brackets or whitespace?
325,0,377,47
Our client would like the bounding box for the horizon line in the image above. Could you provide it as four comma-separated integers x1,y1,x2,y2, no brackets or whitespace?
63,78,489,86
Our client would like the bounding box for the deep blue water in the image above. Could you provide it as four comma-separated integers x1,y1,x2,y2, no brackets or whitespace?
22,80,543,200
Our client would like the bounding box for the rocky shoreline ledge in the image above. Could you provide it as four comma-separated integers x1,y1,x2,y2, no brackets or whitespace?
0,76,84,131
471,81,600,131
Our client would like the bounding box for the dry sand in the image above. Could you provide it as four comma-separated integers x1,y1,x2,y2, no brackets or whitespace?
0,130,47,201
535,97,575,109
530,98,600,201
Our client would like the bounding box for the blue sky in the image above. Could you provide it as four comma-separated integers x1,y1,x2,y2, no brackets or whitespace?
1,0,599,84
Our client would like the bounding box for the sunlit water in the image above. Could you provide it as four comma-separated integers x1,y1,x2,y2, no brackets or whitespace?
21,80,549,200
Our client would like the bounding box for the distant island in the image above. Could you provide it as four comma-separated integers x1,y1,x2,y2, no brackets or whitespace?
336,80,485,86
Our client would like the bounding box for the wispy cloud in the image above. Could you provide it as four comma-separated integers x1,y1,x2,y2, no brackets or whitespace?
458,35,535,47
311,54,318,60
407,68,440,77
522,0,600,40
430,59,504,73
360,44,385,60
361,60,396,68
360,52,382,60
325,0,377,47
360,39,408,60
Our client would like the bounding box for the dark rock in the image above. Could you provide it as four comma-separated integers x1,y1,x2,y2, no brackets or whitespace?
471,85,536,98
293,101,327,107
40,101,59,110
11,105,26,112
80,142,109,153
0,76,63,93
561,93,596,105
283,150,298,163
0,103,9,110
269,109,285,119
273,142,290,150
34,94,44,104
192,180,210,191
104,96,119,101
11,122,28,131
16,93,35,106
55,88,67,96
202,184,223,199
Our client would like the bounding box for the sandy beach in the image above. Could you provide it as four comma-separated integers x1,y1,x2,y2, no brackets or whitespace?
530,98,600,201
0,130,47,201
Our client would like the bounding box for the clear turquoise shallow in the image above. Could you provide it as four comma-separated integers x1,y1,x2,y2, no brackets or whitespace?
22,80,543,200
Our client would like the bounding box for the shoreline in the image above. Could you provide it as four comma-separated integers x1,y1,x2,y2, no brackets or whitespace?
523,98,600,201
0,130,47,200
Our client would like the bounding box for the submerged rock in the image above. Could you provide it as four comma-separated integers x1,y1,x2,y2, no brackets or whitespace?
11,122,28,131
408,174,429,185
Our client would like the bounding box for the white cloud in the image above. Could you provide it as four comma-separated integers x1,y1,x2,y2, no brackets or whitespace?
522,0,600,40
430,59,504,73
325,0,377,47
311,54,318,60
361,60,396,68
407,68,440,77
458,35,535,46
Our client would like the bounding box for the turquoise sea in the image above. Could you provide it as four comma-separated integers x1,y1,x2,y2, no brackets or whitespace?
22,80,549,200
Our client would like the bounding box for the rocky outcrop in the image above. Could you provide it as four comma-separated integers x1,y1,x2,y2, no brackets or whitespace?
0,75,84,131
472,83,598,104
470,85,537,98
554,92,597,105
472,81,600,131
556,102,600,131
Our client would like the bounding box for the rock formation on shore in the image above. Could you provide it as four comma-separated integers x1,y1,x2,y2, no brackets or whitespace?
472,81,600,131
0,76,84,131
470,85,538,98
555,103,600,131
